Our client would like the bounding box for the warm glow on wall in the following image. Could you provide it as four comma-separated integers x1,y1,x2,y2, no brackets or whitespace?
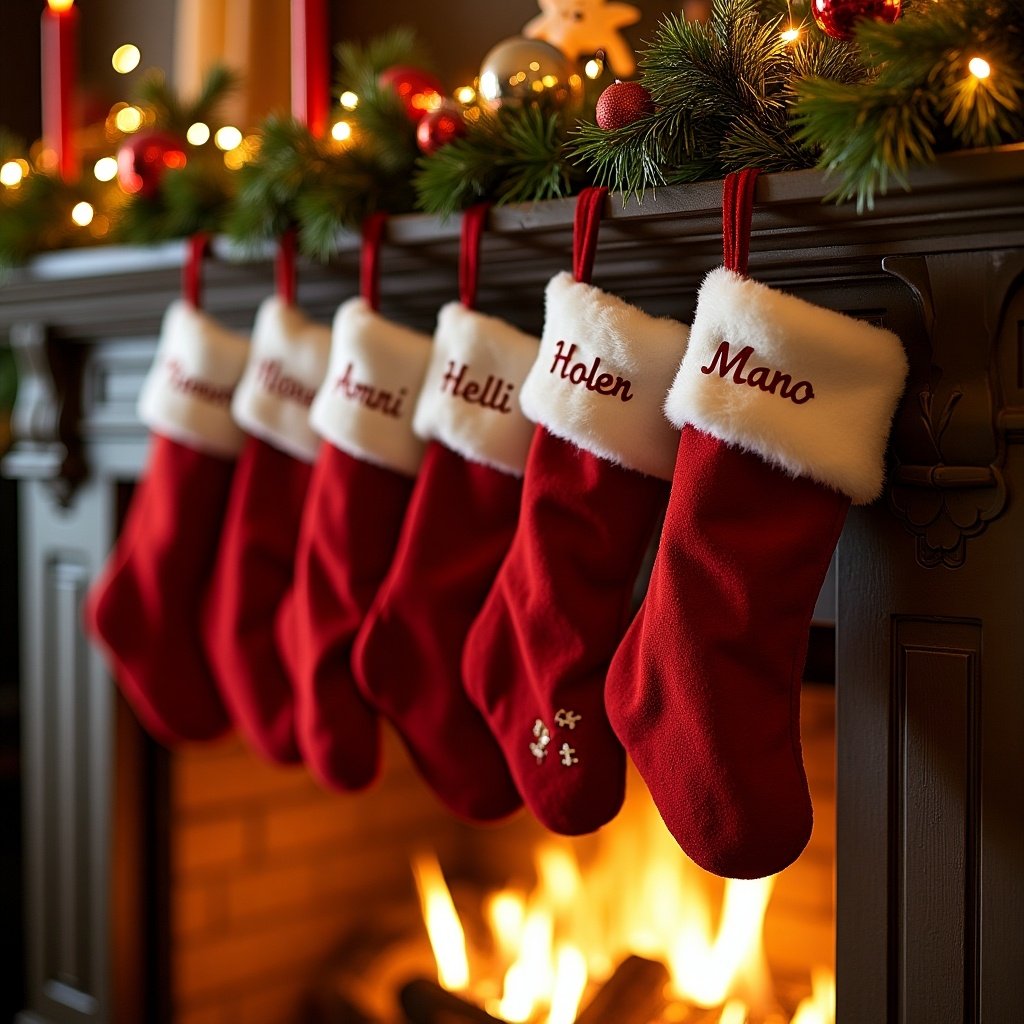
47,0,75,12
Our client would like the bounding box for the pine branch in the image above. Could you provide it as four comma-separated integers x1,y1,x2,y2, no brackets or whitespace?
570,0,866,200
335,26,433,96
794,0,1024,209
414,105,585,216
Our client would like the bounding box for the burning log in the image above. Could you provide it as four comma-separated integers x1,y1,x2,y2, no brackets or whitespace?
399,978,508,1024
573,954,671,1024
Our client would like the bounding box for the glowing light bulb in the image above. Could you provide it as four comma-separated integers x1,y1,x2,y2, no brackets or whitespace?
584,58,603,79
455,85,476,104
111,44,141,74
968,57,991,79
186,122,211,145
71,201,94,227
781,26,800,42
114,105,143,133
214,126,243,151
331,120,352,142
47,0,75,12
0,160,25,187
340,90,359,110
93,157,118,181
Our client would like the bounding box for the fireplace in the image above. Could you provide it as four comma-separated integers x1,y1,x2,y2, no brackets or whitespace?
159,683,835,1024
3,150,1024,1023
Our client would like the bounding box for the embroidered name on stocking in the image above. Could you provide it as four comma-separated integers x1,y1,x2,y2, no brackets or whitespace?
549,341,634,402
332,362,407,418
257,359,318,407
167,359,234,407
440,360,514,414
700,342,815,405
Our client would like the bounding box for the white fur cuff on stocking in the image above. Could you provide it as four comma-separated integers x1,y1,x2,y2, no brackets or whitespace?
137,300,250,458
666,268,908,504
232,297,331,463
413,302,539,478
519,271,689,481
309,297,432,477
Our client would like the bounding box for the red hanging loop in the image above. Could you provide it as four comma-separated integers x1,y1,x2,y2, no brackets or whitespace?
276,228,297,306
721,168,761,278
459,202,492,310
361,212,388,312
572,186,608,285
183,233,210,309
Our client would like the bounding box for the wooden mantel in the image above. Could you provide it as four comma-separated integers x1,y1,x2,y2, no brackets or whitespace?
3,147,1023,1024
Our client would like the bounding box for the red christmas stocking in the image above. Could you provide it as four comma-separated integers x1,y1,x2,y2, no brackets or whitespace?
462,188,689,835
352,289,539,822
85,297,248,745
607,173,908,878
278,289,433,792
202,295,330,764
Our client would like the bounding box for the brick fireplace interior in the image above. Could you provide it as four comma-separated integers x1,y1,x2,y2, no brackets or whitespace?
154,680,836,1024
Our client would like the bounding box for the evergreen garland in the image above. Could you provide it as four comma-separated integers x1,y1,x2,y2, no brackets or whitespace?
571,0,864,198
794,0,1024,209
230,28,426,259
116,65,238,243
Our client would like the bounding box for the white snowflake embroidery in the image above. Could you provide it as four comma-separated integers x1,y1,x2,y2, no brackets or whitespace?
554,708,582,730
530,719,552,763
559,742,579,767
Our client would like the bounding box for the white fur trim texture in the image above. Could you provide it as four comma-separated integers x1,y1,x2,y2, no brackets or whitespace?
309,298,432,477
519,271,689,480
137,300,249,458
666,268,908,504
412,302,539,477
231,297,331,463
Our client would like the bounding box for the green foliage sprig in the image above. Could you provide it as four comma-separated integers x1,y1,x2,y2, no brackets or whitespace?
794,0,1024,209
230,28,425,258
116,64,238,244
571,0,863,199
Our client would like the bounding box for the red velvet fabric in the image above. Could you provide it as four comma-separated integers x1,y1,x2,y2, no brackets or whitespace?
463,426,668,835
84,435,233,745
607,427,849,879
352,440,523,822
277,442,414,792
202,435,311,764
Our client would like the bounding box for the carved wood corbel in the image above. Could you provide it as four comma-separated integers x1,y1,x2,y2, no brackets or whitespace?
8,320,86,506
883,252,1024,569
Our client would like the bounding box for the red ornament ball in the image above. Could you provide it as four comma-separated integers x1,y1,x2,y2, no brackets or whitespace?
811,0,902,40
595,80,655,131
416,103,467,155
116,131,187,197
378,65,445,123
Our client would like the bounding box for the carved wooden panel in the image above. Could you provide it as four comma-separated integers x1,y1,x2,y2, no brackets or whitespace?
893,618,981,1024
17,479,116,1024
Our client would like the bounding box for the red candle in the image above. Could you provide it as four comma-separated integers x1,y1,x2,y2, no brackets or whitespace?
41,0,79,181
290,0,330,137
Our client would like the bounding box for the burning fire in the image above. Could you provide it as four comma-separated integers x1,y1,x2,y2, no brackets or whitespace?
410,780,835,1024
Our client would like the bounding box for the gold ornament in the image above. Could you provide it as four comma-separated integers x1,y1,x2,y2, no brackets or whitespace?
478,37,582,111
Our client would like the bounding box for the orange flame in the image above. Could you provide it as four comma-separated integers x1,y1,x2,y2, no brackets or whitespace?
413,780,834,1023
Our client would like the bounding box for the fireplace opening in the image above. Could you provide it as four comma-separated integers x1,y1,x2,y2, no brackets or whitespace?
161,682,834,1024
